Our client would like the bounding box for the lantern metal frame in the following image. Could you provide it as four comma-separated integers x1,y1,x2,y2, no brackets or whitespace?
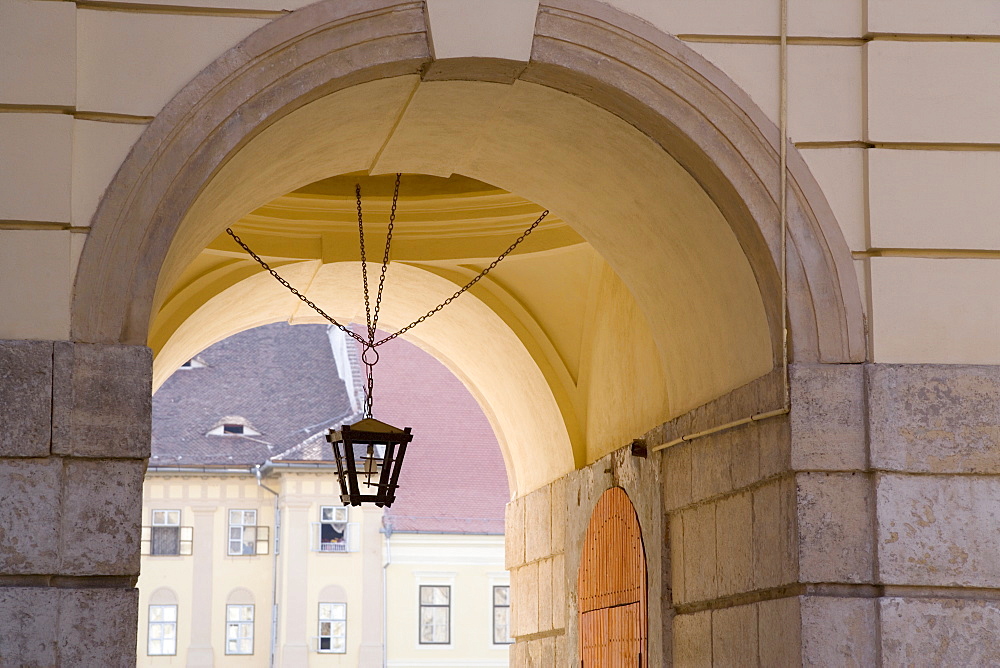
327,418,413,507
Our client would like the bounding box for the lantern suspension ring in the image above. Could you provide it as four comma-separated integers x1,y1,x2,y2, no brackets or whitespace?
225,174,549,506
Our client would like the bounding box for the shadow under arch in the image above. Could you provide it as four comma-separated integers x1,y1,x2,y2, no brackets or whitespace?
74,0,865,494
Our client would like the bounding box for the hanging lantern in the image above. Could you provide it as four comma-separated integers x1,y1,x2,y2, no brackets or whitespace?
228,174,547,506
327,418,413,507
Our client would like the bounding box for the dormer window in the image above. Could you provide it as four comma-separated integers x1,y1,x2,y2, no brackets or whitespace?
178,357,206,370
207,416,261,437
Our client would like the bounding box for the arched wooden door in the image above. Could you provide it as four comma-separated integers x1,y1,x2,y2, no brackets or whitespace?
578,487,647,667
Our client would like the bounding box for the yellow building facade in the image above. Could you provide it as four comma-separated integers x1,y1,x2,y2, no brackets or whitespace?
136,471,509,668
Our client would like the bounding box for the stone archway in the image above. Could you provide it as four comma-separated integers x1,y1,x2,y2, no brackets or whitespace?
62,1,868,665
72,0,864,496
74,0,863,362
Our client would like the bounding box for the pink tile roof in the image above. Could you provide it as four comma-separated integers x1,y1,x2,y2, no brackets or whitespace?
367,334,509,535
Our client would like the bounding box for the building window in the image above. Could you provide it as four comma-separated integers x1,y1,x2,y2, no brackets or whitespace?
225,604,254,655
148,605,177,656
317,603,347,653
419,585,451,645
320,506,348,552
493,585,513,644
141,512,193,557
207,416,261,437
228,510,269,556
150,510,181,555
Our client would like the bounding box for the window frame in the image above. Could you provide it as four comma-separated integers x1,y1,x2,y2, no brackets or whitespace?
225,604,255,655
317,602,347,654
147,604,178,656
418,584,451,645
227,509,270,556
150,509,181,556
492,585,513,645
319,505,349,552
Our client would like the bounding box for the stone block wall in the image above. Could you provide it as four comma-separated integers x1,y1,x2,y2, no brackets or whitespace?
0,340,150,668
510,362,1000,666
508,445,664,665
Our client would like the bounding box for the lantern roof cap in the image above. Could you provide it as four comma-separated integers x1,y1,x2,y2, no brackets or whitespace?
346,417,409,434
328,418,413,445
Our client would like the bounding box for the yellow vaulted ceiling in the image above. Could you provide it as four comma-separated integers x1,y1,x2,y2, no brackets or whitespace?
148,77,772,496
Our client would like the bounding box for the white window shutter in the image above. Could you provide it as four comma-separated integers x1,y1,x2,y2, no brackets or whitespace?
310,522,320,552
346,523,360,552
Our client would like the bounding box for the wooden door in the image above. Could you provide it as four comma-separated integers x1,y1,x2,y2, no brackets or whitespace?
578,487,647,667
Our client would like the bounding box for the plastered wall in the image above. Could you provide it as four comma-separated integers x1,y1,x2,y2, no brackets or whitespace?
5,0,1000,363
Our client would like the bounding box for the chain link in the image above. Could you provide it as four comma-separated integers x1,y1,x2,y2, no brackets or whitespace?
371,173,400,339
356,183,374,343
224,228,369,347
375,208,548,345
226,176,550,414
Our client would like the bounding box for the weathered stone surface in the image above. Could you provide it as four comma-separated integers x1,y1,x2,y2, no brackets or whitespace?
537,557,553,633
673,610,712,668
58,588,138,668
758,416,791,479
509,565,522,638
797,472,873,583
669,512,685,603
681,502,716,604
869,364,1000,473
505,496,525,569
730,423,761,490
0,457,60,574
523,484,551,563
712,604,757,667
716,491,753,596
0,587,59,667
663,440,692,511
877,473,1000,587
513,561,538,636
537,635,555,666
691,432,732,501
880,597,1000,666
758,596,801,667
509,639,526,666
0,340,52,457
752,477,797,589
60,458,144,575
801,596,877,667
553,632,568,665
790,363,866,471
51,342,151,459
549,476,566,555
551,552,566,630
525,635,541,667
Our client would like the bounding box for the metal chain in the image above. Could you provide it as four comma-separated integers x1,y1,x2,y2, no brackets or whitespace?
371,173,401,338
356,184,373,342
375,208,548,346
362,346,377,419
226,183,549,352
224,228,369,347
